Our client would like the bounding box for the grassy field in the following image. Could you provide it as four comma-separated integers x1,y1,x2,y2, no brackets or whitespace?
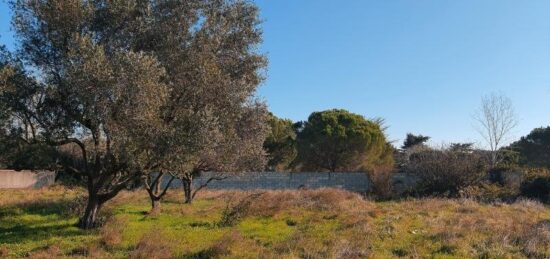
0,186,549,258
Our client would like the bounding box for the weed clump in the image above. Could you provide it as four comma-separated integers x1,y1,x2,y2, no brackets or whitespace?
100,215,129,249
29,245,61,258
130,228,173,259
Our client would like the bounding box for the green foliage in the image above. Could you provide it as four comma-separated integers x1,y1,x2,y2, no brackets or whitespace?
295,109,393,172
401,133,430,149
1,142,58,170
263,113,297,171
449,142,474,152
461,183,520,202
6,0,269,228
520,168,550,203
509,126,550,168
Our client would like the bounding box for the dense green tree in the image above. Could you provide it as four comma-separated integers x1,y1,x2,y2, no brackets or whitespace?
0,45,59,170
449,143,474,153
263,113,297,171
401,133,430,149
509,127,550,168
295,109,393,172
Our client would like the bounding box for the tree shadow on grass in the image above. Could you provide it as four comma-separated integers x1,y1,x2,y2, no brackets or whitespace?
0,199,78,217
0,223,87,245
0,199,92,246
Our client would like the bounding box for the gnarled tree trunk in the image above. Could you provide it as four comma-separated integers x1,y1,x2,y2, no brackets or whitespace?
150,196,161,214
144,172,175,214
182,177,193,204
78,194,103,229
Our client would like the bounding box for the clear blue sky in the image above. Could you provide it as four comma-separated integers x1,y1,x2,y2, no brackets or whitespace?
1,1,550,147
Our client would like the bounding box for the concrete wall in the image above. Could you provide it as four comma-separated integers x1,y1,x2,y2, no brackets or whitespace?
169,172,418,193
0,170,56,189
0,169,417,193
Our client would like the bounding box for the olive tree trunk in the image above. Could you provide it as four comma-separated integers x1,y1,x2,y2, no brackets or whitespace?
183,178,193,204
78,194,104,229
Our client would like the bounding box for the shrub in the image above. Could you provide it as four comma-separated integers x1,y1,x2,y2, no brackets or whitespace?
30,245,62,259
100,216,129,249
367,167,394,200
521,219,550,258
218,193,263,227
130,228,173,259
460,183,519,202
0,246,9,258
405,150,488,197
520,168,550,203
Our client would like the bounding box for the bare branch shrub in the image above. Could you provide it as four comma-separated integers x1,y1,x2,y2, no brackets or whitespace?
405,150,489,197
474,92,518,167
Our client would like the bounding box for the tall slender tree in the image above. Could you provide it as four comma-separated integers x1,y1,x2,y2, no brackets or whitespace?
473,92,518,167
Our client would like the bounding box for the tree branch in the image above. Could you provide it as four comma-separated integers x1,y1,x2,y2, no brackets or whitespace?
191,176,228,199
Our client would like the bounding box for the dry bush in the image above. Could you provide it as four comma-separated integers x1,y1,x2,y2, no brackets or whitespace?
274,232,331,258
521,219,550,258
216,188,369,223
0,246,10,258
194,231,243,258
246,189,370,217
332,239,369,259
69,244,109,258
405,150,488,197
423,198,549,258
460,183,519,202
100,215,129,248
130,228,173,259
218,192,263,227
29,245,62,259
367,167,394,200
0,185,84,208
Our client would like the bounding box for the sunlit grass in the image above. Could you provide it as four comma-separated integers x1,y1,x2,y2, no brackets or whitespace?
0,187,548,258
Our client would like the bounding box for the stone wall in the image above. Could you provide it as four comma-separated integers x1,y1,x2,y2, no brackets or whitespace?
169,172,418,193
0,170,56,189
0,169,418,193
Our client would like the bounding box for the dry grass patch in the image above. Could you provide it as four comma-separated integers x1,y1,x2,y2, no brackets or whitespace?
29,245,62,259
100,215,129,249
130,227,174,259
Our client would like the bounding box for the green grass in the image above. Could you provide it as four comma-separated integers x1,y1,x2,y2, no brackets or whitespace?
0,187,548,258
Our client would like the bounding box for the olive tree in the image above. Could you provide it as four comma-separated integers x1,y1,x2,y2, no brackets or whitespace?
120,0,270,205
7,0,268,226
169,103,269,204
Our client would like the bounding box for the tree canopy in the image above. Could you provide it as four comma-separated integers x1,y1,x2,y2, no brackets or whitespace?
2,0,268,228
401,133,430,149
295,109,393,172
263,113,297,172
509,127,550,168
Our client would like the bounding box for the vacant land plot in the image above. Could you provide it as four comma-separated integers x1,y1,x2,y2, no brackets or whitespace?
0,187,548,258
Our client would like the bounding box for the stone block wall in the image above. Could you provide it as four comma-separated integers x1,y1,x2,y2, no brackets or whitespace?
169,172,418,193
0,170,56,189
